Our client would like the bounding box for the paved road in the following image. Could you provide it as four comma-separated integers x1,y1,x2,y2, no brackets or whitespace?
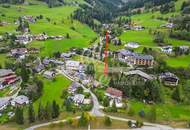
25,116,80,130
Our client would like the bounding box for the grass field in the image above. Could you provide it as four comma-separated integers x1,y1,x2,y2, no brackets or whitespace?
34,75,71,110
0,54,8,67
0,0,97,56
165,55,190,68
117,0,190,68
129,100,190,121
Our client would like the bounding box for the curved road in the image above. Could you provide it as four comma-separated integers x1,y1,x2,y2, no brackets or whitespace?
24,68,190,130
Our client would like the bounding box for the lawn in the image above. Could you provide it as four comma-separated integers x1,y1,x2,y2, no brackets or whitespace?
165,55,190,68
34,75,71,110
119,30,156,47
0,54,8,67
129,100,190,121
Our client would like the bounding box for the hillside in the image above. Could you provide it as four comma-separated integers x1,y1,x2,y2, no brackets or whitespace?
0,0,97,57
113,0,190,68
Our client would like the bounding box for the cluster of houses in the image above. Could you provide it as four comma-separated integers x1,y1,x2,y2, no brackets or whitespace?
160,45,189,54
124,69,179,86
104,69,180,108
67,82,91,106
0,95,29,116
160,23,174,29
123,24,145,31
32,57,66,79
9,47,40,60
10,48,28,59
0,69,21,90
117,49,154,66
15,15,36,24
15,33,65,44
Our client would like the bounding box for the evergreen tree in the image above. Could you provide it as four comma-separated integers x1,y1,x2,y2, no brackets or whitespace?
109,77,115,87
38,102,45,121
52,100,60,119
45,102,52,120
111,100,117,112
172,87,181,102
15,107,24,124
28,103,35,123
103,97,110,107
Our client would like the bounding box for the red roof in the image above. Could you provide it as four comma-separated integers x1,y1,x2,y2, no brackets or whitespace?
106,87,123,97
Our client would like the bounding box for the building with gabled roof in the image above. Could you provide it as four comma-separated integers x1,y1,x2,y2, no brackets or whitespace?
106,87,123,99
117,49,154,66
124,70,155,81
0,69,20,90
159,72,179,86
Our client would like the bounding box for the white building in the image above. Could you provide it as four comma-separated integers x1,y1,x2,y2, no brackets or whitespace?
161,46,173,54
125,42,140,49
72,94,85,105
110,98,123,108
0,97,11,111
66,60,80,71
11,95,29,107
43,71,55,79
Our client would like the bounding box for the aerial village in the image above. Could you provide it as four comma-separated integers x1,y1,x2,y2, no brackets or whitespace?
0,1,190,129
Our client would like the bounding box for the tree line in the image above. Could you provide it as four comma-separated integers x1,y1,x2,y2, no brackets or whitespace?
15,100,60,124
0,0,24,4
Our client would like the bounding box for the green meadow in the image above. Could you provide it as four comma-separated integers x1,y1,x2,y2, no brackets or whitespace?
165,55,190,68
34,75,71,110
129,100,190,121
0,0,97,56
116,0,190,68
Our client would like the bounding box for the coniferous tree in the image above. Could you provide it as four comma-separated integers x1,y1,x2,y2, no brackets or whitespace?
15,107,24,124
44,102,52,120
172,87,181,102
38,102,45,121
28,103,35,123
52,100,59,118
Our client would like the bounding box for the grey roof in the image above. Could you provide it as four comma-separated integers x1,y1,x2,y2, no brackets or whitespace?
134,53,154,60
0,97,11,108
34,64,44,72
43,71,55,77
0,69,14,77
124,70,154,80
118,49,133,56
70,82,80,89
118,49,154,60
160,72,179,80
61,53,72,58
11,95,29,105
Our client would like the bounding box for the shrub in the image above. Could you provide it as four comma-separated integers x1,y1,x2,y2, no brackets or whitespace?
2,4,10,8
128,120,132,127
104,116,112,126
128,107,135,116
